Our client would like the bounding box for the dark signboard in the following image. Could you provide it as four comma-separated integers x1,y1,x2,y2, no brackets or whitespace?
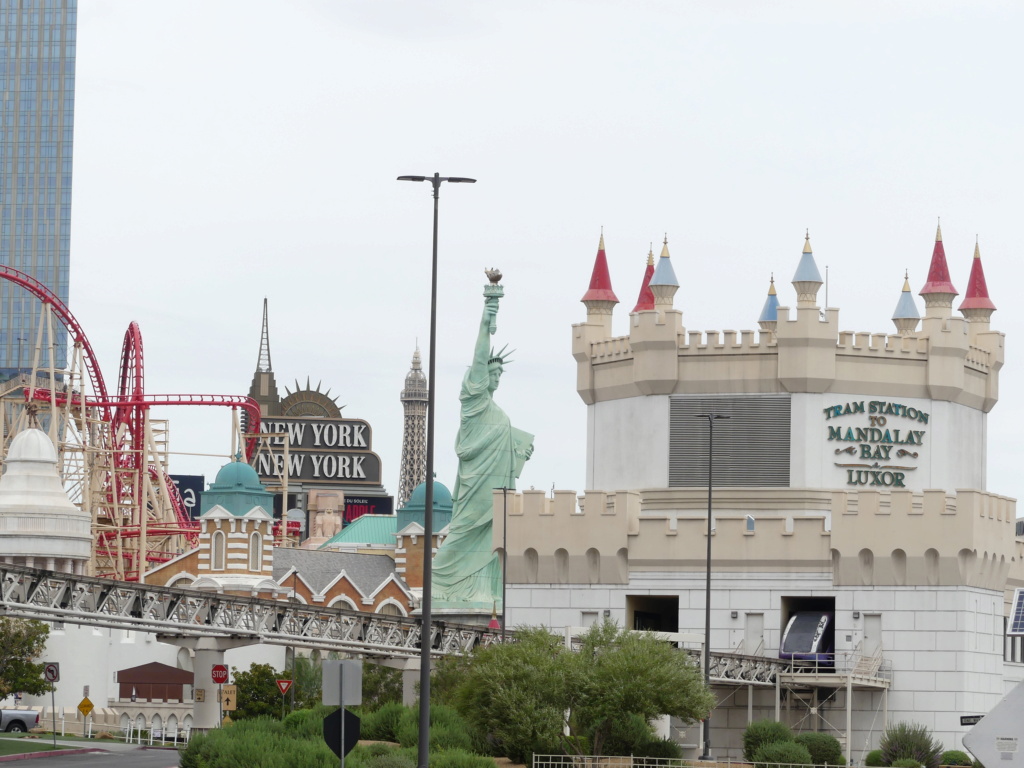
170,475,205,520
344,495,393,522
255,418,382,486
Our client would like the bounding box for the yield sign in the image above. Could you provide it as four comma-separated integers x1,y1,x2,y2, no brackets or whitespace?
276,679,293,695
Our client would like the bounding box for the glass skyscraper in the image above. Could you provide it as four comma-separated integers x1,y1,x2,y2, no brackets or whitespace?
0,0,76,377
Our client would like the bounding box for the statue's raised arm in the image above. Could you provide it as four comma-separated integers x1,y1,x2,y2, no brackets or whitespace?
430,270,534,615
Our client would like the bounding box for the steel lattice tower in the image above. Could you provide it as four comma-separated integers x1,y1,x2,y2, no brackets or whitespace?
397,346,428,509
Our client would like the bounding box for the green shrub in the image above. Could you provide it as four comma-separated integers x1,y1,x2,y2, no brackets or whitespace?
795,732,844,765
881,722,943,768
428,748,498,768
744,719,796,762
753,741,814,768
941,751,973,767
367,753,417,768
892,760,923,768
865,749,886,766
363,701,407,742
396,704,473,752
598,712,657,756
178,717,337,768
282,705,335,739
633,738,684,759
366,743,396,757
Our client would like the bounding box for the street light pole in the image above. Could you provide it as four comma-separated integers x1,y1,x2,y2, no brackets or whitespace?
695,413,729,762
501,486,509,641
397,172,476,768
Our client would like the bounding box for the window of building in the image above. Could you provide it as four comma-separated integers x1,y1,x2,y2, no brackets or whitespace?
212,530,225,571
249,532,262,572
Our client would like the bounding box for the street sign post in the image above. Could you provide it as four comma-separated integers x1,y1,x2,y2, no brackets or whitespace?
77,697,93,718
220,684,237,712
43,662,59,748
323,708,360,761
277,679,293,719
78,696,93,736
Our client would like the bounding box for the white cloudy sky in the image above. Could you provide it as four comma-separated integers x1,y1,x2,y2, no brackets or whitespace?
69,1,1023,504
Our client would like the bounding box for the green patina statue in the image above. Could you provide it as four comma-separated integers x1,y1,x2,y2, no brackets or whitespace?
432,273,533,611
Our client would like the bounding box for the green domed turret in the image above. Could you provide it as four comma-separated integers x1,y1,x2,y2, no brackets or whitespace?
397,478,453,532
201,455,273,517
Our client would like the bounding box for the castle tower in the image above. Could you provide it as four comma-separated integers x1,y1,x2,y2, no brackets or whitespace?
757,275,779,335
891,272,920,335
397,346,428,509
580,233,619,332
958,240,996,330
648,236,680,309
573,233,620,405
791,231,823,306
919,222,958,318
631,246,656,313
248,299,282,418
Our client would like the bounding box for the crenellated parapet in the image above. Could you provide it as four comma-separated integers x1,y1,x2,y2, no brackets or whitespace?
573,231,1004,412
494,487,1018,590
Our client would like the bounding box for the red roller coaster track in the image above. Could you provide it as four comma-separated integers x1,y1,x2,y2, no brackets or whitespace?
0,265,262,580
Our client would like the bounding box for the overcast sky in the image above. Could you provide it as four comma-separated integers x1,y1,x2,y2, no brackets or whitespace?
69,1,1024,506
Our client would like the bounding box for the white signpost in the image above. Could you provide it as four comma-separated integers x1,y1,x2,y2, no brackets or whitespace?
322,660,363,768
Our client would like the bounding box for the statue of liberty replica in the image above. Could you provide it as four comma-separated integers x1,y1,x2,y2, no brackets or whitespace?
432,270,533,616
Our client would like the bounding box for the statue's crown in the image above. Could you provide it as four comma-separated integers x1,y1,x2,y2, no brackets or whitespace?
488,344,514,366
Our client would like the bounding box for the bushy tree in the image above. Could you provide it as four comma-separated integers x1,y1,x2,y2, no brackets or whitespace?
0,618,50,698
880,722,943,768
566,621,715,756
941,751,973,766
232,663,284,720
289,654,322,710
753,741,813,768
362,662,402,709
865,749,886,766
454,621,714,762
795,732,845,765
743,719,794,762
455,627,578,763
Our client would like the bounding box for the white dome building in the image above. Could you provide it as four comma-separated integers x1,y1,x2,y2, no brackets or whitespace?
0,427,91,574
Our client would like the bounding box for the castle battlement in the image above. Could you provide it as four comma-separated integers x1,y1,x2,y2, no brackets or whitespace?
574,232,1004,409
495,487,1019,590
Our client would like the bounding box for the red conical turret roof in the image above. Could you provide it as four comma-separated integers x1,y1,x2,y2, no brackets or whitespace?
920,222,958,296
631,246,655,312
959,241,996,311
581,233,619,304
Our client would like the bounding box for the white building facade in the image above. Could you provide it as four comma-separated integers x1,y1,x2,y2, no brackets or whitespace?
502,230,1023,761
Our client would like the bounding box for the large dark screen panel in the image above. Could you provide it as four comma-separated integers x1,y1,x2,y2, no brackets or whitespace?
669,395,791,487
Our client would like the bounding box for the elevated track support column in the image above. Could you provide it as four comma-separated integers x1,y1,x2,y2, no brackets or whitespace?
158,635,258,731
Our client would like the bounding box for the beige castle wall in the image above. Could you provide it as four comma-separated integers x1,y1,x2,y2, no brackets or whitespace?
573,300,1004,412
495,487,1019,590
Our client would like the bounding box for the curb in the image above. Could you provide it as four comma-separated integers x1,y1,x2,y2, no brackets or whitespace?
0,748,106,762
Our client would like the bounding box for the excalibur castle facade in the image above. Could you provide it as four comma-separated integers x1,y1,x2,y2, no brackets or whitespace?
501,227,1023,762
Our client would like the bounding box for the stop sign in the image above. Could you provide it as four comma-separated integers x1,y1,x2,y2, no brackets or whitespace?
211,665,229,685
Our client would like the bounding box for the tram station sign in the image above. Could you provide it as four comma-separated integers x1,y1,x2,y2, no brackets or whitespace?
824,399,929,488
255,418,383,486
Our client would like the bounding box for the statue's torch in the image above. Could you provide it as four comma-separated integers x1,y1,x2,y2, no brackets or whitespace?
484,268,503,335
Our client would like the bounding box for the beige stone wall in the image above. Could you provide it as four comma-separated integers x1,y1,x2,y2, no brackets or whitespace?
496,487,1018,590
573,280,1004,411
